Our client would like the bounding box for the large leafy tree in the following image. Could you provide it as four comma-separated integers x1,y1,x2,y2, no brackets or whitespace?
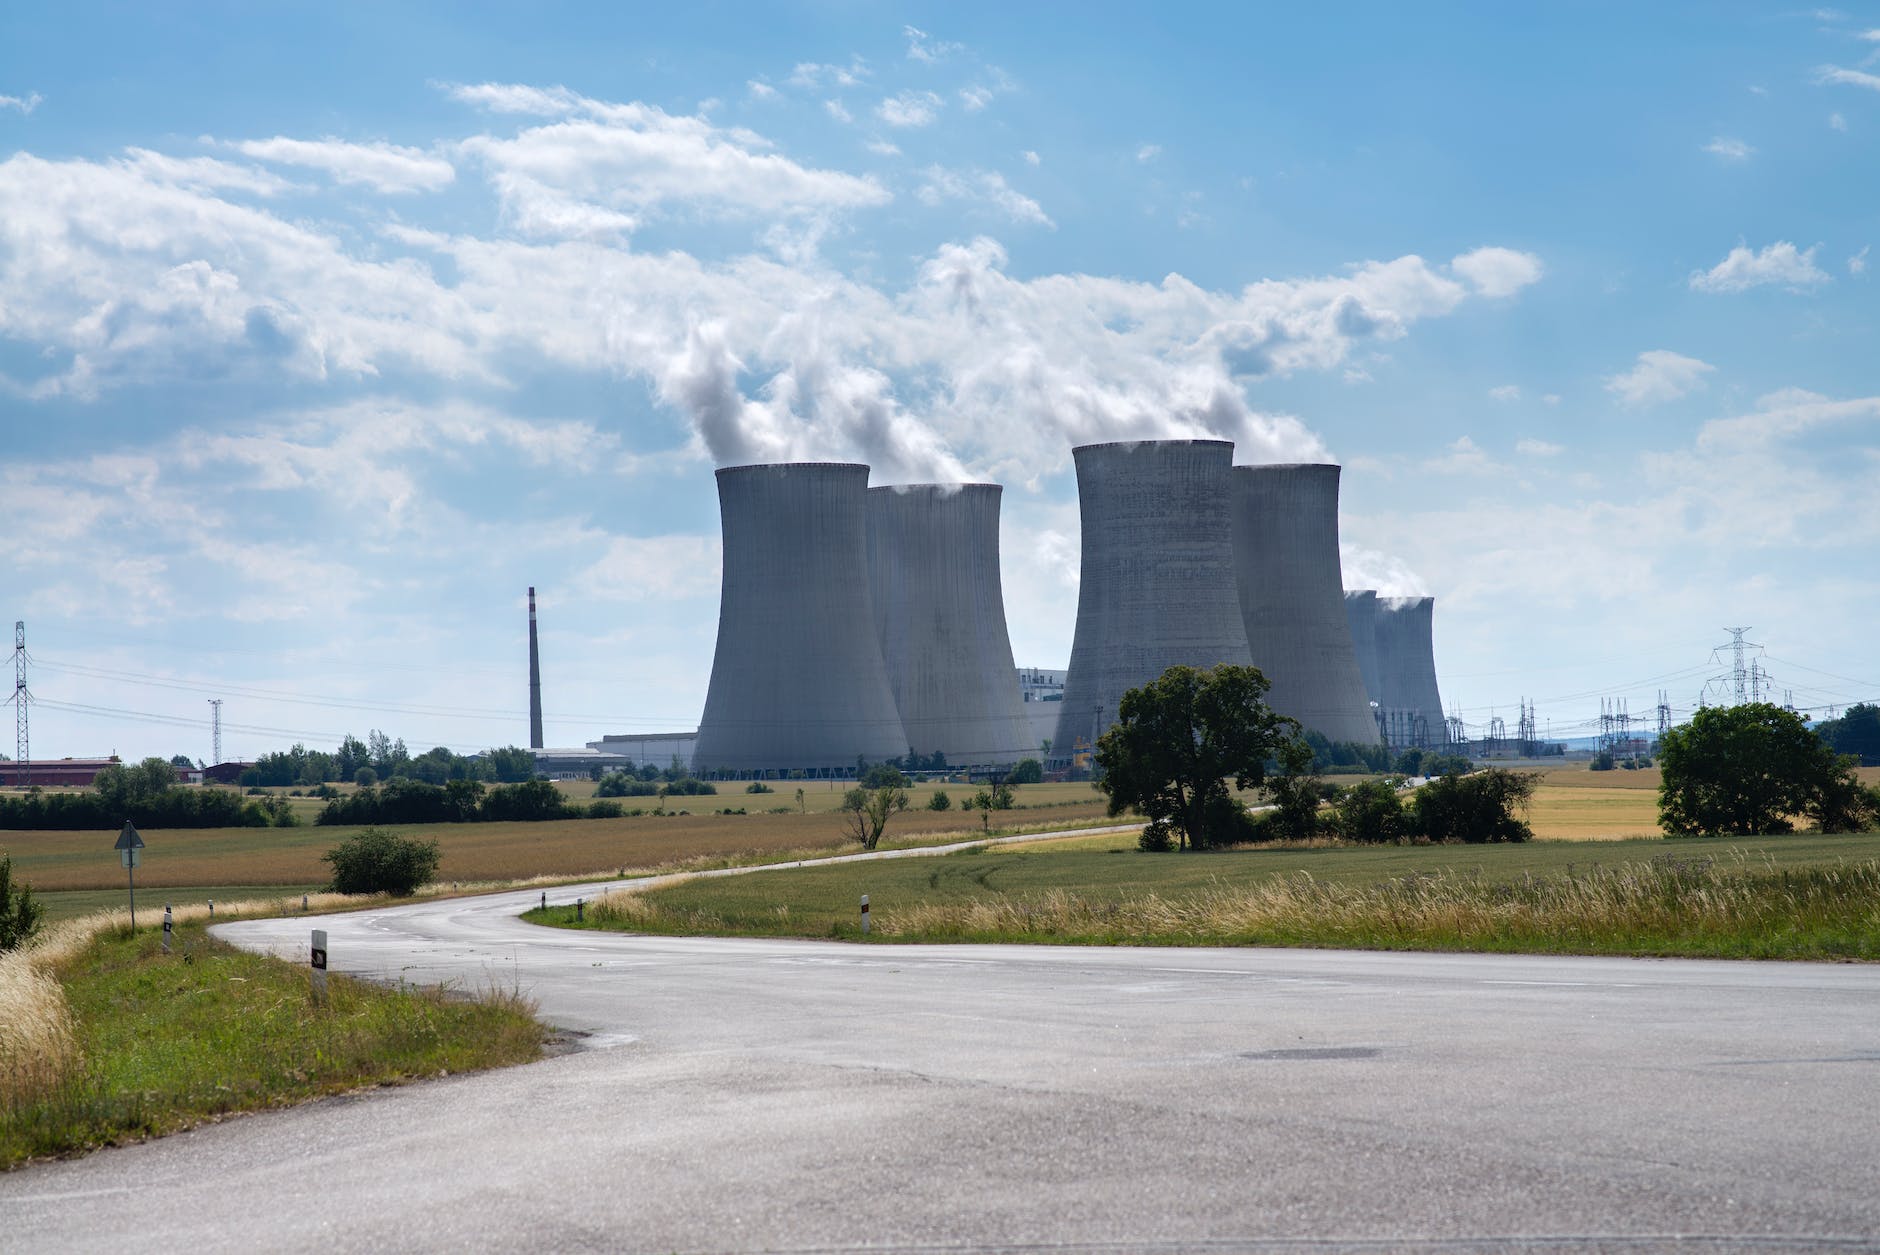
1814,703,1880,767
1659,702,1875,837
1095,664,1297,851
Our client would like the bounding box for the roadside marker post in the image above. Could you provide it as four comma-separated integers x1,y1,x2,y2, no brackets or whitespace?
301,894,308,912
208,899,214,919
575,898,584,922
114,821,145,930
161,905,173,954
310,929,328,1005
861,894,870,935
540,892,546,911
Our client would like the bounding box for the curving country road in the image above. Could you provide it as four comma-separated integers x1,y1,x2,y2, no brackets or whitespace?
6,852,1880,1253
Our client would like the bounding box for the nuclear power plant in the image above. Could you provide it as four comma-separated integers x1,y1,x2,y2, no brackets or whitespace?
1372,595,1450,748
1051,440,1253,765
691,463,910,776
1343,589,1383,716
1231,464,1379,745
642,440,1453,779
866,484,1036,772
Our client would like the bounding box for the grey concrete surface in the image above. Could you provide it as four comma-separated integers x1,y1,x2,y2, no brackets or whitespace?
7,868,1880,1253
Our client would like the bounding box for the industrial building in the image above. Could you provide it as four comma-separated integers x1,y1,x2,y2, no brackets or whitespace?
1343,590,1383,711
587,732,698,769
1051,440,1253,767
691,463,909,776
1373,595,1450,748
867,484,1037,771
1231,464,1380,745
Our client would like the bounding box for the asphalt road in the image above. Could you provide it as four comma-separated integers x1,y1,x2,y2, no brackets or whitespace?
6,864,1880,1253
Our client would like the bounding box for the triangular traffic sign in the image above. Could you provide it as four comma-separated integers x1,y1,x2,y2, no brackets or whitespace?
115,821,144,851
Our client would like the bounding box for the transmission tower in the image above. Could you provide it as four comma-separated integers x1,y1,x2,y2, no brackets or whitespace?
9,622,28,788
1517,698,1536,755
208,699,224,768
1656,690,1671,739
1487,713,1506,758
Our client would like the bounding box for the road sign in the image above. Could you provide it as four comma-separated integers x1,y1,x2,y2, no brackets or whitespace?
116,821,145,928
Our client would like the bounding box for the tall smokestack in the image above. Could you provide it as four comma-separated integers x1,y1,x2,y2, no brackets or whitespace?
528,587,544,750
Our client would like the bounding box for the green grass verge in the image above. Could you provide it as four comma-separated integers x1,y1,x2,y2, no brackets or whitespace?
1,921,545,1169
527,832,1880,960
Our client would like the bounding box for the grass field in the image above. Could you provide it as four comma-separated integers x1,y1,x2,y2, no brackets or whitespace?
537,831,1880,960
3,796,1121,921
1,914,543,1168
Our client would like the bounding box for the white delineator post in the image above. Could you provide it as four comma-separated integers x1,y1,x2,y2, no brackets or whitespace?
310,928,328,1005
861,894,870,935
161,904,173,954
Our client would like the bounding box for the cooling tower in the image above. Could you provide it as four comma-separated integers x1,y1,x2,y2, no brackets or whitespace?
866,484,1037,771
1052,440,1253,765
692,463,909,775
1230,464,1381,746
1374,595,1449,748
1343,589,1383,709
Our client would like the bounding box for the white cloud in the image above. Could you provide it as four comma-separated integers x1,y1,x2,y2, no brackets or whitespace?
746,80,778,100
959,85,994,112
876,91,942,128
904,26,962,63
1604,350,1715,407
1816,64,1880,91
1424,435,1504,475
1488,385,1521,402
787,60,867,90
864,138,900,157
1830,111,1849,131
1,91,42,114
225,136,455,194
824,99,853,124
1449,246,1545,297
1689,240,1830,293
1543,393,1562,405
1136,144,1161,162
1703,136,1755,161
917,166,1052,227
453,89,889,232
1516,438,1563,457
1022,150,1041,166
1849,246,1869,275
577,535,721,601
120,148,297,197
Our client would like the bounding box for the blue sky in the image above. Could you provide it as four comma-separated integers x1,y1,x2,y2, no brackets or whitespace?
2,2,1876,763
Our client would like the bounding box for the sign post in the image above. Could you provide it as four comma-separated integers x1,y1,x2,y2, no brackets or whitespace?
310,928,328,1005
114,821,145,929
161,904,173,954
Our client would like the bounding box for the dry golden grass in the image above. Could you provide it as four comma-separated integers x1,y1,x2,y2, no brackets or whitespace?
1526,785,1663,840
4,803,1118,893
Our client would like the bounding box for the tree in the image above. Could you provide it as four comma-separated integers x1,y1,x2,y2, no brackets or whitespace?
321,827,440,896
1815,703,1880,767
0,851,43,952
485,745,537,783
1094,663,1296,852
1329,779,1408,844
169,754,195,770
1265,737,1323,840
1410,769,1536,843
1660,703,1875,836
1007,758,1044,784
841,777,908,850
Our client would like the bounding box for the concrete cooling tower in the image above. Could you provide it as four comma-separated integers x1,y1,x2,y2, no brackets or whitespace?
1343,589,1383,710
1052,440,1253,766
692,463,909,775
866,484,1037,771
1373,595,1449,749
1231,464,1381,746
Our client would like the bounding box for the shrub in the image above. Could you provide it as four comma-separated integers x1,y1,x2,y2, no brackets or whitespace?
661,777,717,797
927,790,952,811
1330,779,1408,844
0,851,43,952
587,800,624,819
597,772,661,797
322,827,441,896
354,766,378,787
1007,758,1044,784
1590,750,1616,771
1410,769,1536,843
745,781,774,794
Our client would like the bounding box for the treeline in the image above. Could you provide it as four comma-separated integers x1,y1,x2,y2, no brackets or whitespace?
316,777,720,825
1815,703,1880,767
1303,732,1474,778
241,732,536,788
0,758,296,830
